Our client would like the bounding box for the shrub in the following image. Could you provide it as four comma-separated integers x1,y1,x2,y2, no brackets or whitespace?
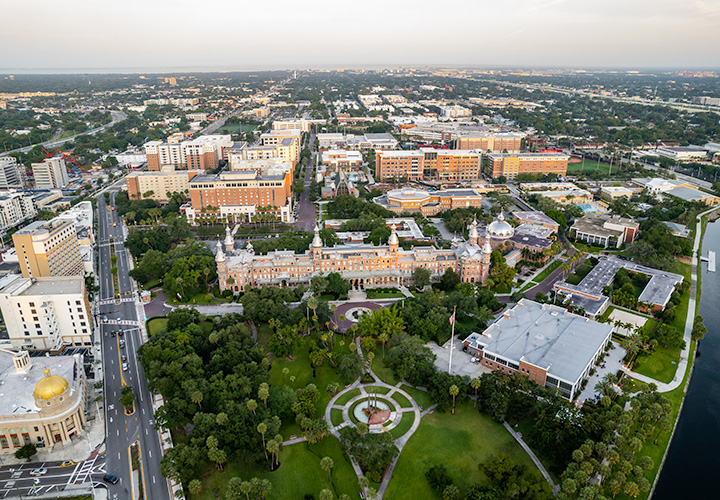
425,464,452,491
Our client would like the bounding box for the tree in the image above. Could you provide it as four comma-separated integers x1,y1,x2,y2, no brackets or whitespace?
259,382,270,406
257,422,268,460
326,272,351,298
449,385,459,414
470,377,481,408
692,315,707,340
439,268,461,292
14,443,37,461
120,385,135,410
247,399,257,416
319,489,334,500
442,485,461,500
412,267,432,288
188,479,202,495
320,456,335,483
266,439,279,468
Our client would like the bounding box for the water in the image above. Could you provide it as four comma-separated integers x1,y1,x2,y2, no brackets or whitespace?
578,203,599,213
353,400,391,424
654,219,720,498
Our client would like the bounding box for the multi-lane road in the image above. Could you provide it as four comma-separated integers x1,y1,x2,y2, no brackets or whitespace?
0,111,127,157
96,184,170,500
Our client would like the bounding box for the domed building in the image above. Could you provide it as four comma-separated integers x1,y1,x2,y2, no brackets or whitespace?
0,350,87,453
486,211,515,240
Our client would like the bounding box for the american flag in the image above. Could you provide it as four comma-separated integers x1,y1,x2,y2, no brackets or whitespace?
449,311,455,325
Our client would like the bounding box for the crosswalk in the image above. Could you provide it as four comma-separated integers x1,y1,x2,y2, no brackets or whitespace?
100,319,140,326
98,297,136,306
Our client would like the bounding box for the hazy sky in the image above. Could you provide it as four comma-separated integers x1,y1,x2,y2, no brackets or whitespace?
2,0,720,71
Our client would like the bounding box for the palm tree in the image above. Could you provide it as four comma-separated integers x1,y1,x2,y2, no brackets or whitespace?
258,383,270,406
191,390,203,409
240,481,252,500
257,423,268,460
320,456,334,483
203,268,211,292
175,277,185,298
266,439,279,467
449,384,459,415
247,399,257,416
470,377,481,408
379,332,389,359
282,367,290,383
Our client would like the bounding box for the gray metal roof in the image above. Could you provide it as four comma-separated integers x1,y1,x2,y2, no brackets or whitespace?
473,299,611,384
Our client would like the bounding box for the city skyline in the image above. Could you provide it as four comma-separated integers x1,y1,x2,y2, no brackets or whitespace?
2,0,720,71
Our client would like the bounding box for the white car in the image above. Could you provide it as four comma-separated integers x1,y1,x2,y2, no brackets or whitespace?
122,362,128,371
29,468,47,477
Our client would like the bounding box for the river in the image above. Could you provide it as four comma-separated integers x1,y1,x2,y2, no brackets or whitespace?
654,219,720,498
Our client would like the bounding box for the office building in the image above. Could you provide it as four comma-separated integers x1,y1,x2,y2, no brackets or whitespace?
0,276,93,350
31,158,69,189
321,150,363,168
0,157,25,190
656,146,708,162
462,299,612,400
437,105,472,119
376,149,482,181
126,168,202,201
0,350,87,453
272,119,325,133
486,153,569,179
12,219,83,278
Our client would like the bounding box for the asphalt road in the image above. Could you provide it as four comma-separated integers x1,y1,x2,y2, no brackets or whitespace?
96,183,170,500
0,111,127,157
293,130,317,231
0,457,105,498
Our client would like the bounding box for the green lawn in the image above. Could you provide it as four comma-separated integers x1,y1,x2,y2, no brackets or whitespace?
567,159,614,174
365,386,391,395
393,392,412,408
195,435,360,500
384,401,537,500
389,412,415,439
330,408,344,426
368,348,399,385
256,323,273,349
146,317,167,337
400,385,433,411
218,123,257,133
531,260,562,283
335,388,361,406
366,288,404,299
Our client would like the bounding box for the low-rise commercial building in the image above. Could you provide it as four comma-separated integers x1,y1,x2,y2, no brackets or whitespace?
656,146,708,162
571,213,640,248
487,153,569,179
0,350,87,453
321,150,363,168
462,299,612,400
126,168,201,201
0,276,93,350
272,118,325,133
13,219,83,278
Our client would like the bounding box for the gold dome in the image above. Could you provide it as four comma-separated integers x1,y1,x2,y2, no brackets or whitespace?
34,368,69,400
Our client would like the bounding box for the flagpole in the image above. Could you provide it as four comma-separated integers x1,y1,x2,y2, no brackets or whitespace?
448,305,457,375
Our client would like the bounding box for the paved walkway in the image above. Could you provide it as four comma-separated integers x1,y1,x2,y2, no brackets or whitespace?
621,205,720,392
323,368,427,500
503,422,558,493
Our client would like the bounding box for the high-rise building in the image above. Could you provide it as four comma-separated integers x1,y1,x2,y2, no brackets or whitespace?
143,135,233,171
12,219,83,278
454,132,524,153
486,153,569,179
185,168,293,223
31,158,69,189
126,167,202,201
0,157,25,190
0,191,36,231
375,149,482,181
260,129,301,162
0,276,93,350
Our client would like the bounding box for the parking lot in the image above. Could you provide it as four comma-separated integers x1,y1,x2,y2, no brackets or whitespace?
428,338,493,378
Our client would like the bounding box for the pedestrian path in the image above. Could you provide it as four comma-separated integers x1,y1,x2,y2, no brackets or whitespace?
97,297,136,306
503,422,558,493
99,319,140,326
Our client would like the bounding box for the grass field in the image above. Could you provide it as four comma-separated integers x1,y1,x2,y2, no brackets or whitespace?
568,159,614,174
384,401,537,499
393,392,412,408
389,412,415,439
146,317,167,337
400,385,433,411
195,435,359,500
633,345,682,383
330,408,344,426
218,123,257,134
366,288,404,299
335,388,361,406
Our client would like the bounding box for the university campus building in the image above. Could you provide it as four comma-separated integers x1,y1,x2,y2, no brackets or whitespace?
216,221,493,294
486,153,569,179
375,149,482,181
462,299,613,399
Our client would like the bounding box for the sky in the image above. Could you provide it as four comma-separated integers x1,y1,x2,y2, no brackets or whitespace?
2,0,720,71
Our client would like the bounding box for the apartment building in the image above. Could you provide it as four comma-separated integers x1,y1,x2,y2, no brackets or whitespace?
143,135,233,171
0,157,25,190
375,149,482,181
186,169,293,223
321,150,363,168
0,276,92,350
31,158,69,189
260,129,301,162
126,167,202,201
486,153,569,179
438,105,472,119
0,191,36,232
272,118,325,133
12,219,83,278
454,132,524,153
